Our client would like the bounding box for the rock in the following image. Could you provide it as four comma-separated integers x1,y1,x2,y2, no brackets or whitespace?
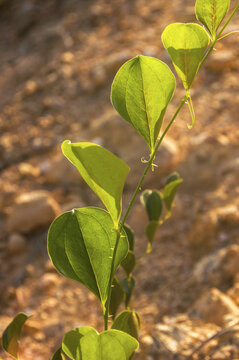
187,212,218,256
189,288,239,325
215,204,239,227
149,314,219,359
193,245,239,286
206,50,235,73
18,162,40,178
7,191,60,233
40,156,81,186
8,233,27,253
38,273,59,290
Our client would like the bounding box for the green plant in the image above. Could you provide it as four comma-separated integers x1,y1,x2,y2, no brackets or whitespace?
2,0,238,359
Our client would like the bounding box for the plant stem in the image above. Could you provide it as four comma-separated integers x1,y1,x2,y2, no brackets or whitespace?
199,4,239,70
121,96,187,227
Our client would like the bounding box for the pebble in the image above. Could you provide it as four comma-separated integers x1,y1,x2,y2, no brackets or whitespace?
8,233,27,253
7,190,60,233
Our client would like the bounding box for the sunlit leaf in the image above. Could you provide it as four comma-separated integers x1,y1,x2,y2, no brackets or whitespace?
48,207,128,309
112,310,141,340
2,313,31,360
62,141,130,226
145,221,159,251
121,250,136,276
109,277,125,318
121,277,135,308
62,326,138,360
111,55,176,153
162,23,210,92
140,189,162,221
196,0,230,39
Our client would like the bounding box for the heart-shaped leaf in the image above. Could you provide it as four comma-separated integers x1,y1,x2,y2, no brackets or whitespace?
196,0,230,40
162,23,210,92
163,177,183,213
48,207,128,309
62,141,130,226
112,310,141,340
109,277,125,318
2,313,31,360
140,189,163,221
111,55,176,153
62,327,138,360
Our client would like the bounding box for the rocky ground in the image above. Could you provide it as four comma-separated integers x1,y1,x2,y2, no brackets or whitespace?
0,0,239,359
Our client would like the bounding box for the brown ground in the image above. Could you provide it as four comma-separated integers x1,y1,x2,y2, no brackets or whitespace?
0,0,239,359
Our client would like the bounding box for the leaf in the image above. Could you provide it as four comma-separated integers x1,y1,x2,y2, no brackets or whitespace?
51,347,66,360
111,55,176,153
1,313,31,360
195,0,230,40
140,189,162,221
109,277,125,318
163,178,183,212
123,224,134,251
165,171,180,185
145,221,159,251
48,207,128,309
62,327,139,360
62,141,130,226
112,310,141,340
121,277,135,308
121,250,136,276
162,23,210,92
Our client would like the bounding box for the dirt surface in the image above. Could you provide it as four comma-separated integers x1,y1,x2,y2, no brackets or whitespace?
0,0,239,359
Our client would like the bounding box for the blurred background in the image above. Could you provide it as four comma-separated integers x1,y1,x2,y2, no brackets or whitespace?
0,0,239,358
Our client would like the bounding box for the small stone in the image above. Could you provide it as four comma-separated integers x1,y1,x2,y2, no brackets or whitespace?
8,233,27,253
38,273,59,290
206,50,235,73
18,162,40,178
61,52,74,63
24,80,38,96
189,288,239,325
7,191,60,233
215,204,239,226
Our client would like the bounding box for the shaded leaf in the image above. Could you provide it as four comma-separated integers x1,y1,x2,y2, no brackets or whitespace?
112,310,141,340
62,141,130,226
196,0,230,39
123,224,134,251
140,189,162,221
162,23,210,92
109,277,125,319
111,55,176,153
48,207,128,309
121,277,135,308
51,347,66,360
121,250,136,276
145,221,159,251
2,313,31,360
166,171,180,185
163,179,183,212
62,327,138,360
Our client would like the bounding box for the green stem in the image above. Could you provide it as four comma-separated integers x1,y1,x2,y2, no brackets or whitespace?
199,4,239,70
103,96,187,330
121,96,187,227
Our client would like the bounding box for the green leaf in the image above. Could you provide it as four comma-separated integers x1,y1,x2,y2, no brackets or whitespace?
145,221,159,251
166,171,180,185
162,23,210,92
62,141,130,226
121,250,136,276
2,313,31,360
121,277,135,308
47,207,128,309
62,327,138,360
140,189,162,221
123,224,134,251
111,55,176,153
112,310,141,340
109,277,125,319
163,178,183,212
196,0,230,40
51,347,66,360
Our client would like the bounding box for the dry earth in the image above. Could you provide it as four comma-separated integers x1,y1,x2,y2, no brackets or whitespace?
0,0,239,359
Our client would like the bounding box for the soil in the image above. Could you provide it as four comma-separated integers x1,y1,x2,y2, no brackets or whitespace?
0,0,239,359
